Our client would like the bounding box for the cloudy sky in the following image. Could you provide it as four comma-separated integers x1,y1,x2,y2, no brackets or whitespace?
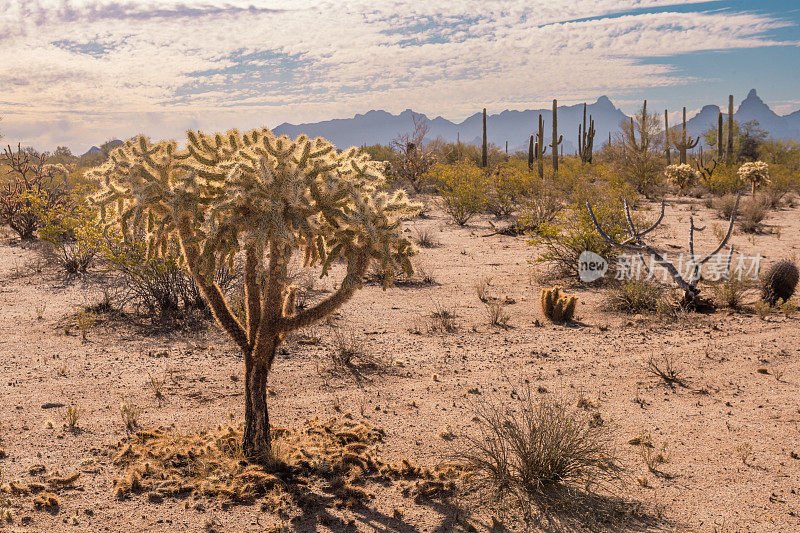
1,0,798,152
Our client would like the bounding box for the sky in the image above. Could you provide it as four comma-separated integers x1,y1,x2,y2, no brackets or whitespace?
0,0,798,153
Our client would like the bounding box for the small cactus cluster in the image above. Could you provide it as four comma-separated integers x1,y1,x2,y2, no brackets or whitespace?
540,286,577,323
737,161,770,194
761,259,799,306
664,163,700,191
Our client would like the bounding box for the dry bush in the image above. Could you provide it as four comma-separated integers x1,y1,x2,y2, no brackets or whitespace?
460,391,622,517
120,402,142,431
428,305,458,333
485,301,510,328
330,330,383,372
64,405,81,429
738,198,767,234
710,278,748,309
414,227,440,248
712,194,739,220
607,280,663,314
645,354,686,388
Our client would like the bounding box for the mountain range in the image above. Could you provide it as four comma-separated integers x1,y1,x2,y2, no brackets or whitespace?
82,90,800,157
272,89,800,155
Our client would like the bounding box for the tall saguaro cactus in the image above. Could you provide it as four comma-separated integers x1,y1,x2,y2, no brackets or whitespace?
664,110,671,164
528,135,535,170
578,103,595,164
89,130,419,461
727,94,734,162
535,113,547,179
717,112,724,159
551,99,563,174
673,107,700,164
481,108,488,168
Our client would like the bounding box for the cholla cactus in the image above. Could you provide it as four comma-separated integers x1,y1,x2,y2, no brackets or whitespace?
664,164,700,192
89,129,420,460
737,161,770,195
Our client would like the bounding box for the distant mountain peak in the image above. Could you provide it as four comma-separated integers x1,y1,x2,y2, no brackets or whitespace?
595,95,613,107
746,88,759,100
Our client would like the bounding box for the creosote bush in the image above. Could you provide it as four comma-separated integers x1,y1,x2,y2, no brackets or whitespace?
89,129,419,461
607,280,663,314
427,160,487,225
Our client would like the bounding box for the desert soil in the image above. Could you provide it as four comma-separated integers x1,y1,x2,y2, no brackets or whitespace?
1,195,799,532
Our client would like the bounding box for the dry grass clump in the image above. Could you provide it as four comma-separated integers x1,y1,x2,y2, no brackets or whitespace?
710,278,749,310
606,280,663,314
712,194,740,220
459,391,622,517
329,330,384,373
738,198,768,233
111,417,460,510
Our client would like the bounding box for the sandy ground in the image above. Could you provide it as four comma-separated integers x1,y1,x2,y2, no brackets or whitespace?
1,195,799,532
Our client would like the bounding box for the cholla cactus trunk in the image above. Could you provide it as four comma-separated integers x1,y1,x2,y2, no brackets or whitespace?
90,131,419,462
481,108,488,168
761,260,799,306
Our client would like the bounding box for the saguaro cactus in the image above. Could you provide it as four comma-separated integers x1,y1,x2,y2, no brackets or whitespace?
90,130,419,461
551,99,563,174
578,103,595,164
535,113,547,179
727,95,734,162
717,112,724,159
528,135,535,170
481,108,488,168
664,110,671,164
673,107,700,164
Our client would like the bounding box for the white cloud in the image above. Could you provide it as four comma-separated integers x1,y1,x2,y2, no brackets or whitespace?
0,0,795,150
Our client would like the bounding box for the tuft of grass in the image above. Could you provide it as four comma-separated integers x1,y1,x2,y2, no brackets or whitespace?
754,300,771,320
645,354,687,388
64,405,81,429
459,390,622,513
639,439,671,474
147,372,166,403
475,276,493,303
414,228,440,248
120,402,143,431
429,305,458,333
485,301,510,329
607,280,663,314
712,194,739,220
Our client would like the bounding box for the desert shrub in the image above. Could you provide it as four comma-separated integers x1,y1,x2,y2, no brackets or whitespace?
530,201,629,280
0,144,68,239
428,160,488,225
738,197,768,233
708,164,744,196
517,181,563,231
710,278,748,310
461,391,621,515
485,161,531,219
38,192,103,274
607,280,662,313
605,103,665,197
712,194,740,219
387,116,435,191
102,235,236,322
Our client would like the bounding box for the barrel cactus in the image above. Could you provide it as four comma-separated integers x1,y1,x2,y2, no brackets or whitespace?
540,286,577,323
761,259,799,306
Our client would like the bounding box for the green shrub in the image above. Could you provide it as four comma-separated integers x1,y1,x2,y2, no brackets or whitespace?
607,280,663,313
428,160,488,225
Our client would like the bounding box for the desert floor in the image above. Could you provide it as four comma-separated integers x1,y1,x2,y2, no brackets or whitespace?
1,195,799,532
